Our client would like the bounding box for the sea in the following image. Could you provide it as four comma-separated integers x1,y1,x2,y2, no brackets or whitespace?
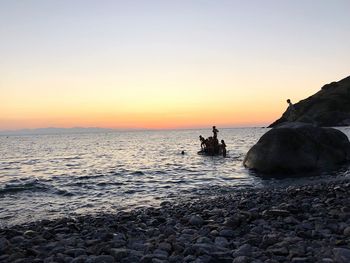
1,127,350,227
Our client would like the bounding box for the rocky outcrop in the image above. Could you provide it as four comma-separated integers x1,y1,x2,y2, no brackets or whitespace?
243,123,350,174
269,75,350,127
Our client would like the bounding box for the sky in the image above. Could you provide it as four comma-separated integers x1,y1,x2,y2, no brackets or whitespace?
1,0,349,130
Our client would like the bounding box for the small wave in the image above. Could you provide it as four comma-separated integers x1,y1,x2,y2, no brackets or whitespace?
77,174,105,180
1,167,18,170
0,180,49,195
54,188,74,196
124,190,136,194
152,170,167,175
62,156,82,160
66,163,81,167
130,171,145,176
22,159,41,165
96,182,124,186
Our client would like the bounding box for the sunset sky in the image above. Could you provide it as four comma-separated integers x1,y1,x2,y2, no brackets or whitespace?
1,0,349,130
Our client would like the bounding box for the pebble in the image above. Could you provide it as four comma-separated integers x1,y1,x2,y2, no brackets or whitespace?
343,226,350,236
215,236,229,247
233,255,250,263
109,248,130,260
332,248,350,263
291,257,308,263
233,244,252,257
23,230,37,238
189,215,204,226
92,255,115,263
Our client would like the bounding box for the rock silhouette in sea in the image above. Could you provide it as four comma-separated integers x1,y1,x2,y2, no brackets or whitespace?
243,122,350,174
269,75,350,128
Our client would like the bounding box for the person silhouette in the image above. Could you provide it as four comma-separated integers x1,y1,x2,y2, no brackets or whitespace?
199,135,206,150
212,126,219,139
286,99,296,121
221,139,227,157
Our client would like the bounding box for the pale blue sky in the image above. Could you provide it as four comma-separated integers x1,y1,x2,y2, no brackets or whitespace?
1,0,349,129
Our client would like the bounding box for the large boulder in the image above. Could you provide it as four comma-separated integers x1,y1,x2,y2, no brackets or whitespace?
269,75,350,127
243,123,350,174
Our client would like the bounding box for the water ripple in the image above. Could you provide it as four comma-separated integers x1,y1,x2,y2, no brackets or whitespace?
0,127,349,226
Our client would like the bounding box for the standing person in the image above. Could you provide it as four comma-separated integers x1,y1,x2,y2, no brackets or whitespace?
212,126,219,139
221,139,227,157
199,135,206,150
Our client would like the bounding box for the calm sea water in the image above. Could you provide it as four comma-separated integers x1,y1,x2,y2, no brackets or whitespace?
1,127,350,226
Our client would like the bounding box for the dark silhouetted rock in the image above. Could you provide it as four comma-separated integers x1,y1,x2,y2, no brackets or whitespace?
243,123,350,174
269,75,350,127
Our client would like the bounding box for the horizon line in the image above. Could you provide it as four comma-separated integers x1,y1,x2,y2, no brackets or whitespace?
0,124,269,134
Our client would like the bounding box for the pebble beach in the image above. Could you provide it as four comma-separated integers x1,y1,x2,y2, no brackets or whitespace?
1,178,350,263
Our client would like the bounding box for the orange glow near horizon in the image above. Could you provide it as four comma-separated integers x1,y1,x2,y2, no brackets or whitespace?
7,68,350,130
1,88,281,130
0,71,345,131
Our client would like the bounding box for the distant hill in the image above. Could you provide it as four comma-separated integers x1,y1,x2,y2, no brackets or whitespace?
0,127,116,136
269,75,350,127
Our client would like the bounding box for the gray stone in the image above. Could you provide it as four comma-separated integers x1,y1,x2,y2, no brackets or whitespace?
153,249,169,259
196,236,212,244
268,246,289,256
49,245,65,255
169,255,184,263
333,248,350,263
71,255,88,263
224,215,241,228
152,258,168,263
140,254,154,263
23,230,37,238
121,255,141,263
65,248,86,257
219,229,235,238
129,240,147,251
291,258,308,263
195,254,213,263
0,238,9,253
232,244,252,257
184,255,196,262
232,256,250,263
189,215,204,226
343,226,350,236
111,239,126,248
10,236,25,244
97,255,115,263
158,242,172,252
0,255,9,261
192,243,216,254
182,228,197,235
263,209,290,217
244,125,350,174
110,248,130,260
215,236,229,247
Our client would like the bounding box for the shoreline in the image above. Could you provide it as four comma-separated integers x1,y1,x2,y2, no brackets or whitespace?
1,179,350,262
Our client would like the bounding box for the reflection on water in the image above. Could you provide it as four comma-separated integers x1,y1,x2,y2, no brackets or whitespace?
0,127,349,226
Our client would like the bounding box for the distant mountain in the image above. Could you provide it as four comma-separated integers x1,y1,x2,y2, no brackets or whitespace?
269,75,350,127
0,127,116,136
